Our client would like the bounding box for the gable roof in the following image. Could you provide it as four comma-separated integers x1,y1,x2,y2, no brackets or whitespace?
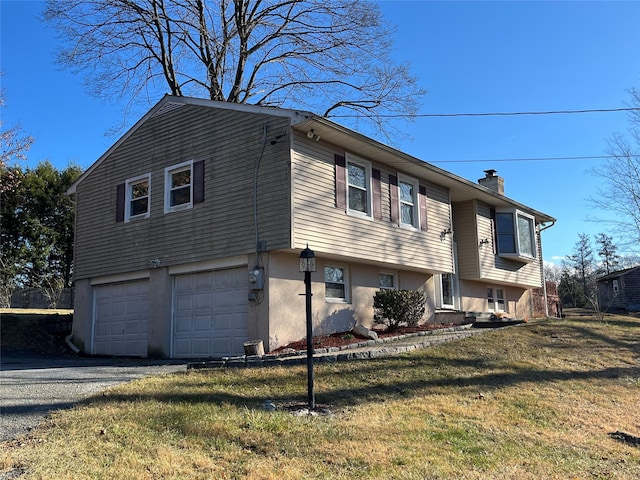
597,266,640,281
67,95,555,224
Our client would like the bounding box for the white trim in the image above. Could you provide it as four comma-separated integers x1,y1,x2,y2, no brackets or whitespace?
438,273,455,309
379,271,397,290
124,173,151,222
495,209,537,262
487,286,506,313
90,290,97,355
66,95,311,195
323,264,350,303
345,153,373,220
398,174,420,230
168,256,249,275
90,271,150,286
164,160,194,213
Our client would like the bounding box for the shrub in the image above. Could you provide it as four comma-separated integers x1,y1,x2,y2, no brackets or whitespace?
373,289,426,331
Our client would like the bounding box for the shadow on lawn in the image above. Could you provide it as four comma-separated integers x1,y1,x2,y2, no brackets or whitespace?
84,317,640,413
84,356,640,413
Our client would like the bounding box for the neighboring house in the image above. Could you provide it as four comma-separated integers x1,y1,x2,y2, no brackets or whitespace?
67,95,555,358
597,266,640,312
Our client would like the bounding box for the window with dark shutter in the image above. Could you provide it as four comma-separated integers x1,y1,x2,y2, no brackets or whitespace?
389,175,399,224
372,168,382,220
116,183,125,222
419,185,428,231
193,160,204,204
335,154,346,210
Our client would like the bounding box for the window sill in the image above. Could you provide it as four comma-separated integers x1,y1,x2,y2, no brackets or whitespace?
164,203,193,214
346,210,373,221
498,253,536,264
325,298,349,304
124,213,150,223
399,223,420,232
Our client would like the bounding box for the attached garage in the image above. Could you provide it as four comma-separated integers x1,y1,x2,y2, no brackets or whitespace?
93,280,150,357
172,268,248,358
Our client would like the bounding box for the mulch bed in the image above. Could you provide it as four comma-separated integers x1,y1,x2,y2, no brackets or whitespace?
271,323,457,353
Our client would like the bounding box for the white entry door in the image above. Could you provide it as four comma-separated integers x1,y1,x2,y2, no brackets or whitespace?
172,268,248,358
93,280,149,356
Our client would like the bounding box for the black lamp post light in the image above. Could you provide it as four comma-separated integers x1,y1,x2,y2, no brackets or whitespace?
299,244,317,410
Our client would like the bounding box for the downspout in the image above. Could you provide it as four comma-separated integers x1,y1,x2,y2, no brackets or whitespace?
538,220,556,318
65,191,81,353
65,333,81,353
254,124,268,259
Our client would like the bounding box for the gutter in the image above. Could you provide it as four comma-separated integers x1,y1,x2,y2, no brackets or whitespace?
538,220,557,318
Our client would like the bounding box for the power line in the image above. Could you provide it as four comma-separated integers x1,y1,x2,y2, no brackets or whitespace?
429,155,616,164
329,107,640,119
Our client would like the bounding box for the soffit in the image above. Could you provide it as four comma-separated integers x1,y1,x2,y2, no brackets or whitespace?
292,118,555,224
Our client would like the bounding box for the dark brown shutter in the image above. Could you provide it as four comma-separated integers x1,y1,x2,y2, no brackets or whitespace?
115,183,125,222
389,175,399,224
335,154,346,210
490,207,497,254
193,160,205,204
419,185,428,231
372,168,382,220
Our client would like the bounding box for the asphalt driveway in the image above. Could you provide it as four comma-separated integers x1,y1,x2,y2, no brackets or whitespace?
0,348,187,442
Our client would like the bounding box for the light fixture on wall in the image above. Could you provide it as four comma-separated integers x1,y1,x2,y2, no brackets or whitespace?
306,129,321,142
440,227,453,240
148,258,161,268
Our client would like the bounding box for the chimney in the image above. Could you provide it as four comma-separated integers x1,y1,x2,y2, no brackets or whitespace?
478,169,504,195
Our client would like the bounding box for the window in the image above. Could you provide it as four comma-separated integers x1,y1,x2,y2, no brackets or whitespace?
124,174,151,222
398,175,419,228
346,156,372,218
495,209,536,262
613,279,619,294
325,266,347,301
440,273,454,308
487,287,505,312
379,273,396,290
165,161,192,212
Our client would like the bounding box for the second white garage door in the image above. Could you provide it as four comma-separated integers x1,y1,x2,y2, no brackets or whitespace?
172,268,248,358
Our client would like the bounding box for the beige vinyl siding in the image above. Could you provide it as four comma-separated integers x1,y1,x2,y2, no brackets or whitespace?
476,202,542,288
291,132,453,273
74,105,291,280
451,201,479,279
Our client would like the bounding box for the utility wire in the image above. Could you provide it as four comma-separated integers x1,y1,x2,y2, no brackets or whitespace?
429,155,617,164
329,107,640,119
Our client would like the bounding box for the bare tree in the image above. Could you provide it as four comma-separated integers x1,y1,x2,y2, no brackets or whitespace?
0,87,34,190
589,87,640,250
43,0,425,141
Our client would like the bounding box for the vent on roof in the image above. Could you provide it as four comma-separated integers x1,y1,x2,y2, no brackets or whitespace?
153,102,186,118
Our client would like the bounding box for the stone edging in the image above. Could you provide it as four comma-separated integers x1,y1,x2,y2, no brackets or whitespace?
187,324,482,370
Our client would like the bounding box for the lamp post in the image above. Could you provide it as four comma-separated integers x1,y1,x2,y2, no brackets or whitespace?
299,245,317,410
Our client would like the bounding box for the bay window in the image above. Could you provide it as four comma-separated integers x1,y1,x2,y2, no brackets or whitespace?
495,209,537,262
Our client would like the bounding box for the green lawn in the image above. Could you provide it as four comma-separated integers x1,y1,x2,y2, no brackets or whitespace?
2,314,639,479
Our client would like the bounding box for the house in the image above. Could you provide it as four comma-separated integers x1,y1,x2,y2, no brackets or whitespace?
66,95,555,358
597,266,640,312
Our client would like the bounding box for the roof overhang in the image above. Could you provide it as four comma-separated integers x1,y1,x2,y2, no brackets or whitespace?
66,95,313,195
66,95,555,226
292,116,556,225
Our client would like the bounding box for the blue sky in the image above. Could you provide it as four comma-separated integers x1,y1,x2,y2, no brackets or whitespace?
2,0,640,265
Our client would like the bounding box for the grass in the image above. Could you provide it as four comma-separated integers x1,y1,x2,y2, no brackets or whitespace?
2,313,639,479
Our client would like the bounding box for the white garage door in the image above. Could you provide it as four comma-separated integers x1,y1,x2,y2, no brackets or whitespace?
93,280,149,357
173,268,248,358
